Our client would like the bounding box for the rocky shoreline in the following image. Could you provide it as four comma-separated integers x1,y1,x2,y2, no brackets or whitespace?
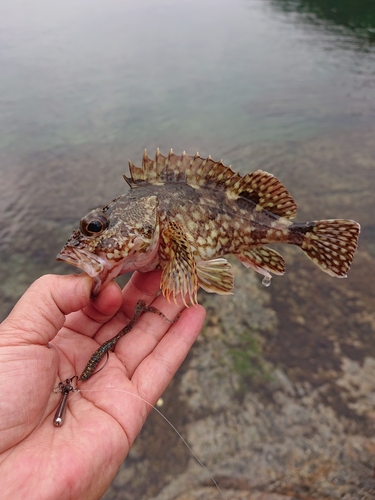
104,247,375,500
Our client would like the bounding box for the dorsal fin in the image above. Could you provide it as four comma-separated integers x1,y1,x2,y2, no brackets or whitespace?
124,149,240,188
123,150,297,219
239,170,297,219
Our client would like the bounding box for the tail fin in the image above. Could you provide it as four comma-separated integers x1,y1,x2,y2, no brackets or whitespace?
299,219,360,278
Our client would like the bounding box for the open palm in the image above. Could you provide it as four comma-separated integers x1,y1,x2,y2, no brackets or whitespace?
0,270,205,500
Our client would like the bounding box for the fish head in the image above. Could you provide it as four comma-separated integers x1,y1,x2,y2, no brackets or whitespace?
57,195,160,294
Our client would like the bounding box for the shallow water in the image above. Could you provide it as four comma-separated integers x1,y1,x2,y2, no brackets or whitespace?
1,0,375,496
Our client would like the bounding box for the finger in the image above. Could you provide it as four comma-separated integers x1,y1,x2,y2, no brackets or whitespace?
106,292,187,377
63,281,123,338
70,270,164,347
76,304,205,446
0,274,93,346
83,269,164,346
120,270,163,318
133,304,206,404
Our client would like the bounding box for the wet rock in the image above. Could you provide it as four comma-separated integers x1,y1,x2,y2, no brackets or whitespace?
104,254,375,500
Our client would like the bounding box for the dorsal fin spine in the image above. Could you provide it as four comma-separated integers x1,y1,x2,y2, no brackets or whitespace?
123,150,297,219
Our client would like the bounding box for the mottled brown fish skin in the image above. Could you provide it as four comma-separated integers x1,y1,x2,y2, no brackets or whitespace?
57,149,360,304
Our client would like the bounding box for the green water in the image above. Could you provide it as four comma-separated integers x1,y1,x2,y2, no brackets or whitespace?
273,0,375,39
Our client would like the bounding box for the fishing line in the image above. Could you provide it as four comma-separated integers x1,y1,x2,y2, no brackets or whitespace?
52,302,227,497
76,386,228,500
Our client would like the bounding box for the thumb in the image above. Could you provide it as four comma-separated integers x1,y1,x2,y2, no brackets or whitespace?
0,274,93,346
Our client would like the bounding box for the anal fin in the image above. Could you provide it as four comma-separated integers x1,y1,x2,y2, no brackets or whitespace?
196,258,234,295
236,247,286,283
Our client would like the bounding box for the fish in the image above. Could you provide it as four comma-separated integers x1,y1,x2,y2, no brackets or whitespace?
57,149,360,305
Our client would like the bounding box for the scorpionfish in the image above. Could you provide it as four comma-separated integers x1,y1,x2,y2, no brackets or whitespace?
57,149,360,305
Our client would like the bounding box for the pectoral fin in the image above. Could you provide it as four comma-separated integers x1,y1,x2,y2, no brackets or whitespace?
160,222,198,306
196,258,234,294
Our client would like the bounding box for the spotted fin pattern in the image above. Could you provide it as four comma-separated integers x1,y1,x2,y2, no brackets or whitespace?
300,219,360,278
124,149,296,219
237,247,286,280
160,221,198,306
238,170,297,219
196,258,234,295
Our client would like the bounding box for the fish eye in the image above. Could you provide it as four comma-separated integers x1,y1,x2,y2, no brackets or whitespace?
80,213,109,236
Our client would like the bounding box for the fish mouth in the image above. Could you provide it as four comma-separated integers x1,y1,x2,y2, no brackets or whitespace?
56,247,105,277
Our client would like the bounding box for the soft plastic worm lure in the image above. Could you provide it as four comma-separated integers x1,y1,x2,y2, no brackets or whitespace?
79,300,179,381
53,300,179,426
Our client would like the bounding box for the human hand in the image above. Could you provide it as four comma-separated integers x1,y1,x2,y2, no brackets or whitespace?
0,271,205,500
